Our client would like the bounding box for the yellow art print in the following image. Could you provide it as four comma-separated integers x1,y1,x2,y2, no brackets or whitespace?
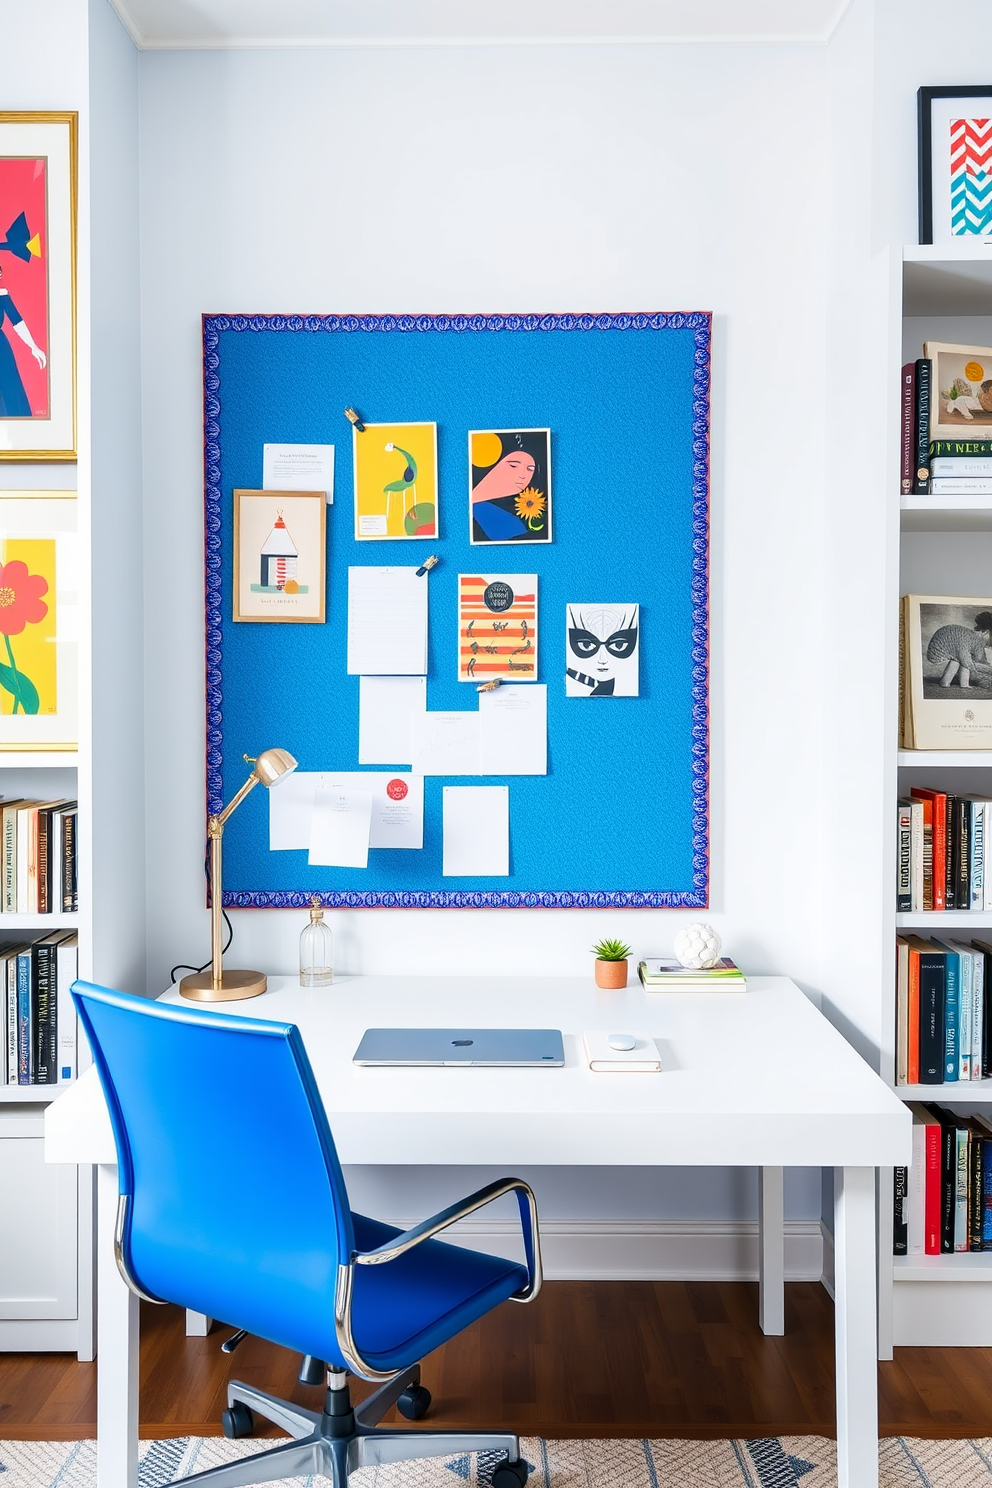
0,536,56,714
352,422,438,541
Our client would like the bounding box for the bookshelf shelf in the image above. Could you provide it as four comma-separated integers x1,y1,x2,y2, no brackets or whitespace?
0,913,79,931
0,1085,70,1105
894,1253,992,1281
893,1082,992,1101
894,911,992,928
897,750,992,766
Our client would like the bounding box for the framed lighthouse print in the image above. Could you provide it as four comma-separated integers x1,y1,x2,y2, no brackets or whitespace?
232,489,326,623
0,113,77,462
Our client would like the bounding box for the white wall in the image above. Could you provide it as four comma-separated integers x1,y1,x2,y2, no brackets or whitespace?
137,40,829,1224
88,0,146,990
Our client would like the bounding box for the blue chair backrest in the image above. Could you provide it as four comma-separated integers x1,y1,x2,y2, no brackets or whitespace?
72,981,356,1361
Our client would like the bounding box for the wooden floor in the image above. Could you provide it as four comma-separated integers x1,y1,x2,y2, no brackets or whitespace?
3,1283,992,1441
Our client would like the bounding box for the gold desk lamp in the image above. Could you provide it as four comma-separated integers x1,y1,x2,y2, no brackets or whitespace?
180,748,297,1002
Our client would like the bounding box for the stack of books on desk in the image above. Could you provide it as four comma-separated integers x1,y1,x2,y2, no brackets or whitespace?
638,958,746,991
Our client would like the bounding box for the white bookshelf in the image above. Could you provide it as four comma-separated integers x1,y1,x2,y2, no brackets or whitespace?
881,243,992,1353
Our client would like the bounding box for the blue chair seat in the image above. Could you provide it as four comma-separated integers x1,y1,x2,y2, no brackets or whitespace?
350,1215,528,1371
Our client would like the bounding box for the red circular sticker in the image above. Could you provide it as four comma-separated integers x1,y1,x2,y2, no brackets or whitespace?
386,778,408,801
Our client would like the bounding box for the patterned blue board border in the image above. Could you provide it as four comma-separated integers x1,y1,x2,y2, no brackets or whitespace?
203,311,710,909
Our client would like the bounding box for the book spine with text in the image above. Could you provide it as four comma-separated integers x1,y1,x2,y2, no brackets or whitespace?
911,798,925,910
897,801,913,912
918,949,946,1084
908,1122,927,1255
974,948,986,1081
63,810,77,913
971,1133,985,1250
972,802,986,909
894,1165,909,1254
36,809,50,916
914,357,932,494
56,935,77,1083
931,439,992,457
956,1127,970,1251
983,1142,992,1250
955,796,970,910
31,942,56,1085
2,807,16,914
4,956,15,1084
902,363,916,494
925,1119,943,1253
908,944,921,1085
943,949,960,1081
16,949,31,1084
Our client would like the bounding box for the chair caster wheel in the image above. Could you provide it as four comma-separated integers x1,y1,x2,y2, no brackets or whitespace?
221,1403,255,1439
396,1384,431,1420
491,1458,528,1488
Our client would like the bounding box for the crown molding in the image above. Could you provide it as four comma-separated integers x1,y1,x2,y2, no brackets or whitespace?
104,0,854,52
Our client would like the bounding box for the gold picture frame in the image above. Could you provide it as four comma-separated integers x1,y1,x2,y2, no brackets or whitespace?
233,489,326,623
0,491,78,751
0,112,77,463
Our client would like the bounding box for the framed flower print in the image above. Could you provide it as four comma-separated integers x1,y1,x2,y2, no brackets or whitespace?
0,493,78,751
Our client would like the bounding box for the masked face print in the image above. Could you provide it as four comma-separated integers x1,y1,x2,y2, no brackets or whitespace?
565,605,640,697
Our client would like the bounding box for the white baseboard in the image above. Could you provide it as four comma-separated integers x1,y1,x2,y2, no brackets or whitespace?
0,1317,80,1351
440,1217,825,1282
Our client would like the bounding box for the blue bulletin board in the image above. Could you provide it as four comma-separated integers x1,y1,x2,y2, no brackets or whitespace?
203,311,710,908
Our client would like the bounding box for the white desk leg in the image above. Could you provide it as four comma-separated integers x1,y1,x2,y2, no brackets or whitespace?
834,1166,879,1488
97,1164,139,1488
186,1310,213,1336
876,1166,894,1362
758,1165,785,1335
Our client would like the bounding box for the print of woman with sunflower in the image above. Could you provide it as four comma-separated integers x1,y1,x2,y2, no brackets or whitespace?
469,428,551,544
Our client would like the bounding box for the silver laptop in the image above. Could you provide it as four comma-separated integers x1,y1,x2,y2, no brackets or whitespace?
353,1028,564,1067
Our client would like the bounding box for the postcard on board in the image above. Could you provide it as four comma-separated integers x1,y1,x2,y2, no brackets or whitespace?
458,574,538,683
353,422,438,540
468,429,551,545
233,490,326,623
565,604,639,696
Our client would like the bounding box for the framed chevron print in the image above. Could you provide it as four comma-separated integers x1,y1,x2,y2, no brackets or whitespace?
919,86,992,244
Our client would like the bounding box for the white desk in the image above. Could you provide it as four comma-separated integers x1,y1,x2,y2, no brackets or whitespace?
45,974,910,1488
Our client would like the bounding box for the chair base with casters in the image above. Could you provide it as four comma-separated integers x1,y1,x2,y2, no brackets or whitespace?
200,1366,527,1488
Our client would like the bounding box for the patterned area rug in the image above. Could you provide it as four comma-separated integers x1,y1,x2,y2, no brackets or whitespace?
3,1437,992,1488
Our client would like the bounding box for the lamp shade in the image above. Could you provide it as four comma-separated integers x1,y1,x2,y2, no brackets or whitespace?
254,748,297,788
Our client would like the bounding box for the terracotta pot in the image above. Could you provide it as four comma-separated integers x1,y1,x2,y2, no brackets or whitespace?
594,958,628,989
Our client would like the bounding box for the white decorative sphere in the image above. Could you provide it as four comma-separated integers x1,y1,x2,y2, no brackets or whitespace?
673,922,722,970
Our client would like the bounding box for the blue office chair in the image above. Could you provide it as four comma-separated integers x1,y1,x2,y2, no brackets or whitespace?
72,981,542,1488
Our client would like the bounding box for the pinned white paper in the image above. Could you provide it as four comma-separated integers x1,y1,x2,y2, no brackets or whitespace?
479,684,547,775
348,567,427,676
263,443,335,501
309,784,373,869
411,712,480,776
359,676,427,765
271,771,423,851
442,786,509,876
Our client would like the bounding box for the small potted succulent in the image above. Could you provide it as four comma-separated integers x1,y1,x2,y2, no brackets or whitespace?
592,937,632,989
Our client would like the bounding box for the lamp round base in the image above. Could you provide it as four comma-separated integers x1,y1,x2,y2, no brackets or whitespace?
178,969,268,1002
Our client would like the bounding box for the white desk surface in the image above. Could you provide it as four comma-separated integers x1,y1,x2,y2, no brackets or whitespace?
46,973,911,1169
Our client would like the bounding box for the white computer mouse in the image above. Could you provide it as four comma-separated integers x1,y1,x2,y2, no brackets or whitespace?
608,1033,637,1052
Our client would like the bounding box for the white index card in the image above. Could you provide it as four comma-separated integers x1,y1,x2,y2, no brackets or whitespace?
347,567,427,676
270,771,423,851
263,443,336,501
358,675,427,765
442,786,509,876
411,712,480,776
308,784,374,869
479,684,547,775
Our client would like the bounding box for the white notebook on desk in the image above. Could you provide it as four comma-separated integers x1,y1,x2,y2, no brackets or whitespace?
582,1031,661,1073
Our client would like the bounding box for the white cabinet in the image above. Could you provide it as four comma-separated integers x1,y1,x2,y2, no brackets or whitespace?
0,1109,81,1349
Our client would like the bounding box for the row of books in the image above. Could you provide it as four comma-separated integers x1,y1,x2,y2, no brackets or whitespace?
0,796,78,915
1,931,78,1085
897,788,990,911
896,936,992,1085
901,353,992,496
894,1103,992,1255
638,957,746,990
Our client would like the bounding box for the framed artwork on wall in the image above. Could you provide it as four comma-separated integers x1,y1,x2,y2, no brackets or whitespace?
0,493,78,751
918,86,992,245
0,113,77,462
232,489,327,623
